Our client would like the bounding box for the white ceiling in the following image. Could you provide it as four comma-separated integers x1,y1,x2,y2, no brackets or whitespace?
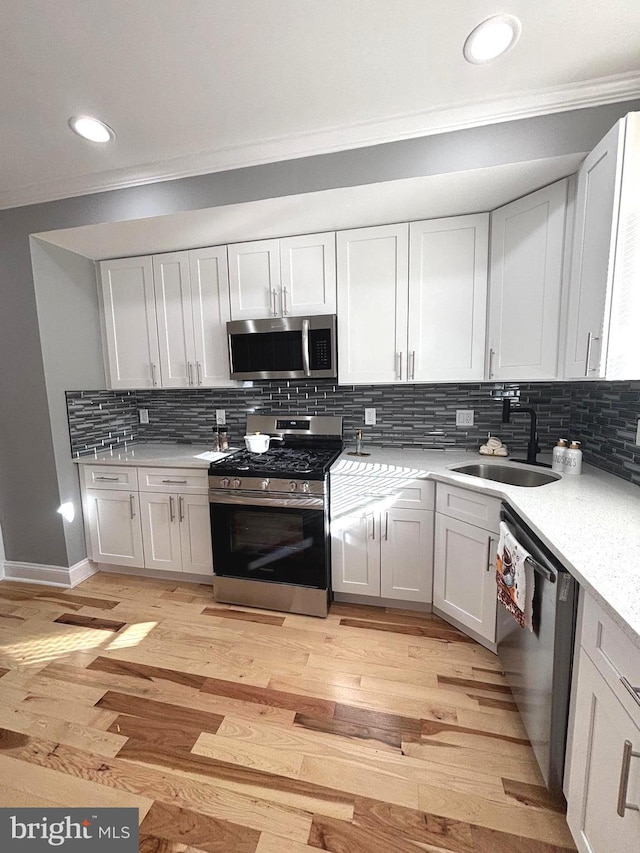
3,1,640,211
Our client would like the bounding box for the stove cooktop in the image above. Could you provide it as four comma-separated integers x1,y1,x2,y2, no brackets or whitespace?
209,445,342,480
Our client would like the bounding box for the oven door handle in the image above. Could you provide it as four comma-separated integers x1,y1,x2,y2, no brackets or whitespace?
209,490,324,509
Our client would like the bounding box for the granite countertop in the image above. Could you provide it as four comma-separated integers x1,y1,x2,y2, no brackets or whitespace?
332,446,640,649
72,442,239,468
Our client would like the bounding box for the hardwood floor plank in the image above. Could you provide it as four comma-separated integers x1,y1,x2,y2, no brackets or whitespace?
437,674,512,694
470,824,575,852
294,712,403,749
339,618,477,642
193,731,305,777
402,741,545,786
421,718,529,747
54,613,127,632
255,833,318,853
200,677,336,719
201,608,286,626
139,835,208,853
88,655,208,689
333,704,423,736
139,800,260,853
96,691,225,734
0,705,126,758
502,778,568,813
309,814,425,853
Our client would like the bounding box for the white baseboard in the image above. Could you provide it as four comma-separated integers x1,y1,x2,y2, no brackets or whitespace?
3,558,98,588
96,562,214,586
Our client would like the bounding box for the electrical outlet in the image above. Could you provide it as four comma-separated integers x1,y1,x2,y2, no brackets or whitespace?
364,408,376,426
636,418,640,445
138,408,149,424
215,409,226,426
456,409,474,427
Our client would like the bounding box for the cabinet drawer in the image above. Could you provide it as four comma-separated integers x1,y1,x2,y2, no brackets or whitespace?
83,465,138,491
330,475,433,517
138,466,209,494
580,590,640,708
393,479,434,510
436,482,501,532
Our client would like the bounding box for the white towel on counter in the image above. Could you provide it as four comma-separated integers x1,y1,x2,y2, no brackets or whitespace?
496,521,534,631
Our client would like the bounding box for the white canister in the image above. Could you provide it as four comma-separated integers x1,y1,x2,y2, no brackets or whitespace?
552,438,568,473
564,440,583,476
244,433,271,453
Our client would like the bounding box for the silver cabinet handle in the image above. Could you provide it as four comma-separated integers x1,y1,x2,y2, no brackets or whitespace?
396,352,403,381
196,361,202,386
621,677,640,709
384,512,389,541
585,332,600,376
162,479,187,484
187,362,193,385
169,495,176,522
151,363,158,386
129,495,136,518
179,495,184,522
617,739,640,817
410,350,416,381
95,476,119,481
272,287,278,317
488,348,495,379
282,286,288,316
371,513,376,540
487,535,495,572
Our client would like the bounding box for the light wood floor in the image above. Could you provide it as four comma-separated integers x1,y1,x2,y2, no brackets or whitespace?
0,573,576,852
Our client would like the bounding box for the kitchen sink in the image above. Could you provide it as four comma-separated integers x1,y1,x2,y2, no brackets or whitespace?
451,463,561,487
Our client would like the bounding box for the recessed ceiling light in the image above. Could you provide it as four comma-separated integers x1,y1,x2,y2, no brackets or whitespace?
463,15,521,64
68,115,115,143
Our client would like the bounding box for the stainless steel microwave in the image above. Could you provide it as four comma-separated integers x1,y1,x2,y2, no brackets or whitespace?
227,314,337,380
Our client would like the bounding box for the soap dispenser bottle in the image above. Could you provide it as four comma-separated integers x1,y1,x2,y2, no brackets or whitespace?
552,438,568,473
564,440,582,476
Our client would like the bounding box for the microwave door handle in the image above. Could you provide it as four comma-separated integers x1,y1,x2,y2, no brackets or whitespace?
301,319,311,376
227,333,235,375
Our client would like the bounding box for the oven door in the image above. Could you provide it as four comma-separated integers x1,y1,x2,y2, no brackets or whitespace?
209,491,328,588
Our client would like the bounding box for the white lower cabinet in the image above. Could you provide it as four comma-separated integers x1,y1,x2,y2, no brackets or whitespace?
433,484,501,647
330,476,434,603
85,488,144,568
566,592,640,852
82,465,212,576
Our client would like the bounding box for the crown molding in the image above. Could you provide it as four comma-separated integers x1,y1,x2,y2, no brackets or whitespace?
2,71,639,212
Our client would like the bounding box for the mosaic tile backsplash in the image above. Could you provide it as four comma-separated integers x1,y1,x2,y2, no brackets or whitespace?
66,379,640,486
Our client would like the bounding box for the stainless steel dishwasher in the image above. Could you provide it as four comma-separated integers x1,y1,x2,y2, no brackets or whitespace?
497,504,579,795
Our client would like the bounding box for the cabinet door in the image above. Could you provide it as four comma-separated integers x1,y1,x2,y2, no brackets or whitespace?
279,233,336,316
139,492,182,572
228,239,281,320
488,180,568,381
337,224,409,384
179,493,213,576
408,215,488,382
85,489,144,567
566,652,640,853
433,514,497,644
189,246,233,387
380,509,433,603
331,510,381,596
99,257,160,389
153,252,196,388
563,120,625,379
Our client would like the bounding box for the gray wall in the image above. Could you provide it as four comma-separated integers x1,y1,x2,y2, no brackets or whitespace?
1,99,639,567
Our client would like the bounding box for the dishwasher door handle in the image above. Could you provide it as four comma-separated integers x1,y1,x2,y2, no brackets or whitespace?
525,556,557,583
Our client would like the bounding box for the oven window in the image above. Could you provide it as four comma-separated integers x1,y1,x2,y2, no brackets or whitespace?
211,503,327,588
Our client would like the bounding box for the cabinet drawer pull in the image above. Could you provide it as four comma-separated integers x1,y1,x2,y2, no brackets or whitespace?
487,535,495,572
272,288,278,317
384,512,389,540
151,363,158,386
617,739,640,817
129,495,136,518
187,362,193,386
196,361,202,386
488,348,495,379
161,479,188,484
371,514,375,540
585,332,600,376
95,476,119,481
169,495,176,522
410,350,416,381
396,351,403,381
621,677,640,709
282,286,288,316
179,495,185,522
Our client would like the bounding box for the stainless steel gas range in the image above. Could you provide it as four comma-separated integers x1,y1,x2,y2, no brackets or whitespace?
208,414,343,617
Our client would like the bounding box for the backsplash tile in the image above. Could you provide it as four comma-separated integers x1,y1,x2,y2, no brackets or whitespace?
65,380,639,486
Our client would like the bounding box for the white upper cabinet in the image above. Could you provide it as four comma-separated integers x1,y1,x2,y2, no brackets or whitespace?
488,179,569,381
564,112,640,379
409,215,489,382
337,224,409,384
228,233,336,320
99,256,160,389
188,246,233,387
101,246,233,390
279,233,336,315
153,252,195,388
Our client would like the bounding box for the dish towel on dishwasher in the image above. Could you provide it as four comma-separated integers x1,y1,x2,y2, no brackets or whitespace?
496,521,534,631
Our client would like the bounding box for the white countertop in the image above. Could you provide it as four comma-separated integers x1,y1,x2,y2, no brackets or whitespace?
333,446,640,649
73,442,238,468
73,441,640,648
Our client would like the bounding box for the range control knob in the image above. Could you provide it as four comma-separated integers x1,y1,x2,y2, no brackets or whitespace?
220,478,230,488
301,481,310,493
288,481,297,492
232,478,241,489
261,479,270,491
